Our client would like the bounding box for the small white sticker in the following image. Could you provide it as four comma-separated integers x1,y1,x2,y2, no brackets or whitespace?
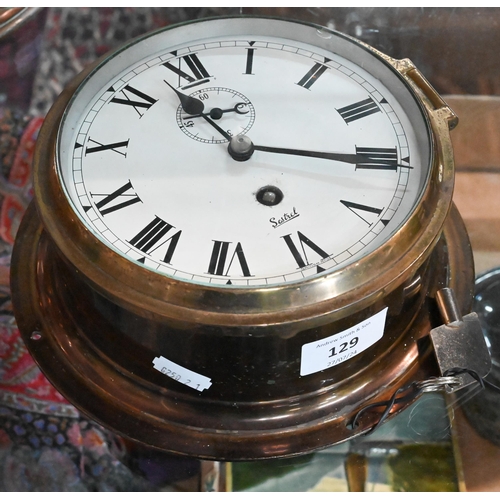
153,356,212,392
300,308,388,376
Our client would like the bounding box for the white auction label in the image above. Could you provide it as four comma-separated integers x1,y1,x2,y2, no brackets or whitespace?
153,356,212,392
300,308,388,376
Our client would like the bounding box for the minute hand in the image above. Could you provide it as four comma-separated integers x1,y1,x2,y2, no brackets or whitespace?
252,145,411,170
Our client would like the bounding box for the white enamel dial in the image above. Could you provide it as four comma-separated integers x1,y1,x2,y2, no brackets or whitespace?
57,18,430,288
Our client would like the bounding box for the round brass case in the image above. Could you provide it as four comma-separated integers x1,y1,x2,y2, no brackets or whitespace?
10,18,473,460
11,203,473,460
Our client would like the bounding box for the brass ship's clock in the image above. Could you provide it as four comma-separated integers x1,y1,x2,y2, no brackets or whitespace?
11,16,481,460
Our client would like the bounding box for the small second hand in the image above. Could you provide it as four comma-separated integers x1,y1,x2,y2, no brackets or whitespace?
183,102,250,119
201,115,232,141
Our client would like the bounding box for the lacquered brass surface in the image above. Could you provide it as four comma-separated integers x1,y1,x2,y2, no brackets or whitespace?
9,18,474,460
31,17,455,329
10,203,473,460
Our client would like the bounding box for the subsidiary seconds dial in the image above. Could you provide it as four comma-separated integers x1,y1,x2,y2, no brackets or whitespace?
59,30,425,288
176,87,255,144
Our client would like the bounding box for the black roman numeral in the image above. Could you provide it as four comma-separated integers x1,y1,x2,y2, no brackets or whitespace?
282,232,329,269
207,241,251,277
110,85,157,117
355,147,398,171
297,59,330,89
337,97,381,123
85,138,129,157
340,200,383,225
92,180,141,216
244,42,256,75
163,53,211,89
129,216,181,264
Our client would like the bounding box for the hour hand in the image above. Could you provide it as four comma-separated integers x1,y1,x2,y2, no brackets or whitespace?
164,80,204,115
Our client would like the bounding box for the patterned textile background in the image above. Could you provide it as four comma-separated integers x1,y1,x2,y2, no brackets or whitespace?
0,7,236,492
2,6,497,492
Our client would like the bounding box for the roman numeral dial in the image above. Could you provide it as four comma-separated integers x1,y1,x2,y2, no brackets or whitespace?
337,97,381,123
340,200,384,225
91,181,141,216
208,241,252,278
244,42,256,75
282,232,329,270
61,28,423,288
109,85,158,117
355,147,399,171
163,53,211,89
297,59,330,89
85,138,129,157
129,216,181,265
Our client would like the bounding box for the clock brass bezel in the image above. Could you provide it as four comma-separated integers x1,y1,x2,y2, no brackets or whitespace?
33,16,455,328
11,17,471,460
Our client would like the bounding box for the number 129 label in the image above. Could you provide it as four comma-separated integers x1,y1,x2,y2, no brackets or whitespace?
300,308,387,376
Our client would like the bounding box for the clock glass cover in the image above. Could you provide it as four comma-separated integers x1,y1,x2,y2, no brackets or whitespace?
57,17,430,288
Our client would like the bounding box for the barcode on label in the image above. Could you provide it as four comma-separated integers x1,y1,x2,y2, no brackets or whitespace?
153,356,212,392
